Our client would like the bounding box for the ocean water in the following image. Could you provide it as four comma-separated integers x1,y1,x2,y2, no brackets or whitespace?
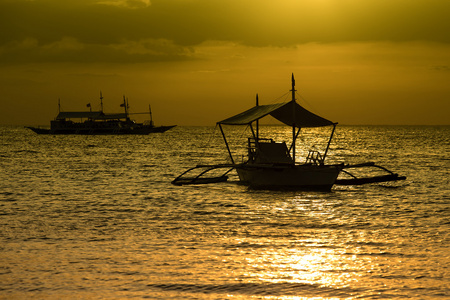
0,125,449,299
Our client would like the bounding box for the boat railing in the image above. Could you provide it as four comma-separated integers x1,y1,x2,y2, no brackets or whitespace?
306,150,324,165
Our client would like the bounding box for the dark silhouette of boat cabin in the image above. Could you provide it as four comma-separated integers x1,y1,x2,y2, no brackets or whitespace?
172,74,406,190
27,93,176,135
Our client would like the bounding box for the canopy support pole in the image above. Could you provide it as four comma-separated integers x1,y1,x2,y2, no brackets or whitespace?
291,74,296,164
323,123,337,162
289,127,301,153
292,124,296,164
249,123,256,141
219,124,235,164
256,94,259,141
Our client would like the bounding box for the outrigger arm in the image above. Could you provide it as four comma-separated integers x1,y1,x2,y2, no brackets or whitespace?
171,164,235,186
335,162,406,185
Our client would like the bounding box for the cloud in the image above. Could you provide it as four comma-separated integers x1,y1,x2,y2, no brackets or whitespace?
111,38,192,56
42,37,85,51
97,0,151,9
1,39,449,125
1,0,450,65
0,37,193,64
432,65,450,72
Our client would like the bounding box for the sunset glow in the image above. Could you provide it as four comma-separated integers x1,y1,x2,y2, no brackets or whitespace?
1,0,449,126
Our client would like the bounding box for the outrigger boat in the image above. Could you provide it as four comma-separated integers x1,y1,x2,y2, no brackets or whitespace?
27,93,176,135
172,74,405,190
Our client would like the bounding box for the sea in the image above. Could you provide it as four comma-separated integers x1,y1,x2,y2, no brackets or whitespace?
0,125,449,299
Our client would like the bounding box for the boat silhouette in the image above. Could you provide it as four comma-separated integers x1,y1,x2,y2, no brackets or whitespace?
27,93,175,135
173,74,405,190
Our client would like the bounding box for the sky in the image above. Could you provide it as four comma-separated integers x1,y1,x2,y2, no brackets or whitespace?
1,0,449,126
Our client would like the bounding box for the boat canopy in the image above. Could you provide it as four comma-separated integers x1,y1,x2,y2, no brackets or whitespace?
56,111,128,120
98,113,128,120
217,101,335,128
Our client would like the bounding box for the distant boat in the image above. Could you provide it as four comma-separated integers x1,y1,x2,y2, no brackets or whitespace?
172,74,405,190
27,93,176,135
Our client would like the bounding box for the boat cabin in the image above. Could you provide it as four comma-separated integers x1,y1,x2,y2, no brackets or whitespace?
248,138,293,165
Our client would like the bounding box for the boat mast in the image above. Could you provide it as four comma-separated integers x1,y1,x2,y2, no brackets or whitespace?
149,104,153,126
256,94,259,141
126,97,129,117
100,91,104,113
291,73,296,164
122,95,129,118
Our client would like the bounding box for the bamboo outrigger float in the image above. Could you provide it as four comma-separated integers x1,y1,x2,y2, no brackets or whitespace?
172,74,405,190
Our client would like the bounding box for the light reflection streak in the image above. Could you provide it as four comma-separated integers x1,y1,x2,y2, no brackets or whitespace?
241,246,369,290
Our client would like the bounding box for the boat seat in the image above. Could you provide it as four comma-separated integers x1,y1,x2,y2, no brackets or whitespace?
254,141,293,164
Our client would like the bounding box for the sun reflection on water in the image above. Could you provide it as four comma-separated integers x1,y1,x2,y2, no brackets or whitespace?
243,247,369,287
226,194,388,299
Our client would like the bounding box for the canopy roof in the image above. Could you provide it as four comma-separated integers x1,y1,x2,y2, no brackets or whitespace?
56,111,128,120
98,113,128,120
218,101,335,128
56,112,102,120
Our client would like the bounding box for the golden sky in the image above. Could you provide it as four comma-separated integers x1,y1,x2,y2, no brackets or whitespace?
1,0,449,125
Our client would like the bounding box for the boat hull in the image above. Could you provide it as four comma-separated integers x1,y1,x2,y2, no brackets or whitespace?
26,125,176,135
236,164,342,191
